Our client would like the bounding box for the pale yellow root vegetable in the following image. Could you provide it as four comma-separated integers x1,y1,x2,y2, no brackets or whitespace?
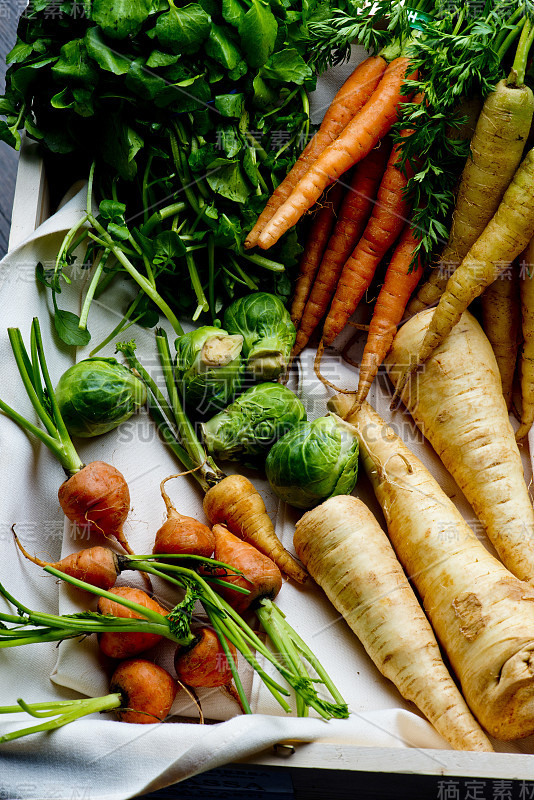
203,473,307,584
328,398,534,741
408,79,534,315
393,147,534,401
293,495,493,752
481,270,520,410
380,309,534,583
517,237,534,440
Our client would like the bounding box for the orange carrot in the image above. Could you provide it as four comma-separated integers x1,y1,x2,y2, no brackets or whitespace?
174,626,238,688
290,182,345,329
153,474,214,558
257,57,415,250
14,533,119,591
111,659,178,724
354,223,423,407
211,523,283,615
321,125,415,347
97,586,169,659
292,139,391,356
245,56,387,249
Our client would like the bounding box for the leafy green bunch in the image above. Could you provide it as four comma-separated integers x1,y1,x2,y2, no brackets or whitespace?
1,0,343,343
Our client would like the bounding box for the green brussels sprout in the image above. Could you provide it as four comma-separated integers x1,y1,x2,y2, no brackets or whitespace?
223,292,296,381
174,326,244,416
201,383,307,463
55,357,147,438
265,415,359,509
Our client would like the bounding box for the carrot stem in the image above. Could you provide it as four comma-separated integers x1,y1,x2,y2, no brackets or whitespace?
0,694,122,744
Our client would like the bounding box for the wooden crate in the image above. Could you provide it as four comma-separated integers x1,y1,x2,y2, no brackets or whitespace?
9,135,534,798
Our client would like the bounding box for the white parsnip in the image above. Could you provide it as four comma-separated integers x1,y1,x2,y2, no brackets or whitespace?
384,309,534,584
294,495,493,751
329,398,534,741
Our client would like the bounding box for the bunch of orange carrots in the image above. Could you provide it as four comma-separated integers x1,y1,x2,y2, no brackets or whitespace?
245,54,424,407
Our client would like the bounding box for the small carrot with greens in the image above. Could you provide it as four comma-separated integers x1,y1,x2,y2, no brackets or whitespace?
319,117,417,351
481,269,520,411
0,319,135,556
245,55,387,250
517,237,534,440
257,56,415,250
153,474,215,558
13,533,120,591
290,182,345,330
211,524,283,616
353,222,423,408
392,145,534,404
407,19,534,315
117,334,308,584
0,563,348,720
0,659,179,742
96,586,170,660
292,139,390,356
174,625,245,712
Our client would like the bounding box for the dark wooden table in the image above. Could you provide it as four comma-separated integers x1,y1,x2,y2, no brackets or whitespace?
0,15,19,259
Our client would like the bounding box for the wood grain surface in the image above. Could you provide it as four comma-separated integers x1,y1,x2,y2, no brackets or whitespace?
0,14,19,258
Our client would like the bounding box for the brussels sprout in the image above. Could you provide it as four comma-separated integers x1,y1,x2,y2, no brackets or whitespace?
265,415,359,509
201,383,307,463
223,292,296,381
55,357,147,438
174,326,244,415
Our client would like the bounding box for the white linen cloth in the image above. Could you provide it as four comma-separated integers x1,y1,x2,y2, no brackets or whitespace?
1,49,534,799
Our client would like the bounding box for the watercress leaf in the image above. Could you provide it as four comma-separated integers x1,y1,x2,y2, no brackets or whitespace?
146,50,181,68
252,73,278,108
0,97,16,116
260,48,312,83
205,24,242,70
107,223,131,240
216,124,242,158
154,230,187,266
0,121,19,149
228,59,248,81
154,3,211,55
155,74,210,112
54,308,92,346
100,118,144,180
188,142,219,172
51,87,74,109
24,115,44,140
206,159,250,203
214,92,245,118
238,0,278,68
52,40,98,84
126,58,167,100
6,40,35,65
10,58,58,99
36,262,54,289
222,0,245,27
199,0,219,16
90,0,153,40
84,27,132,75
72,87,95,117
99,199,127,221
